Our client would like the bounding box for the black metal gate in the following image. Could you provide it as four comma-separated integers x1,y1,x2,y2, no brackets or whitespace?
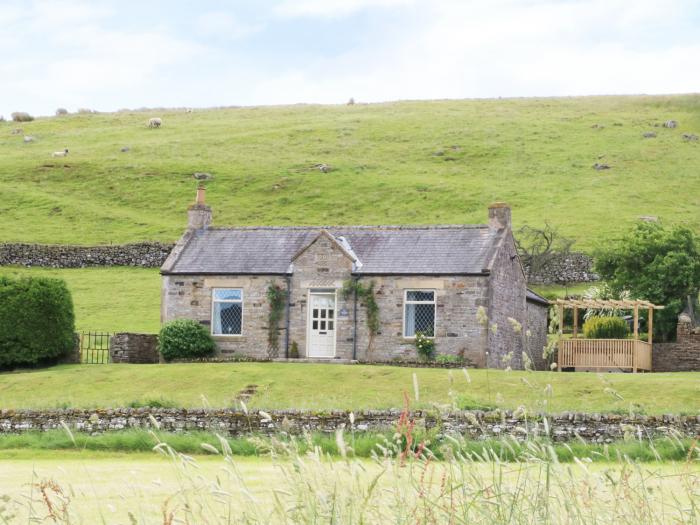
80,332,112,364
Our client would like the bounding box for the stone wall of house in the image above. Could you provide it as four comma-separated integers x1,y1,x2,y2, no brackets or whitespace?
109,333,159,363
0,242,173,268
1,408,698,442
161,274,286,359
487,231,528,369
525,252,599,285
526,301,550,370
653,317,700,372
353,275,489,364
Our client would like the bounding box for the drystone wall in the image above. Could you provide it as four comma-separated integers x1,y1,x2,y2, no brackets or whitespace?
525,252,599,285
653,318,700,372
0,242,174,268
110,333,160,364
1,408,698,442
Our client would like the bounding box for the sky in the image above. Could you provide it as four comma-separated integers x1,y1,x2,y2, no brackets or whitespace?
1,0,699,116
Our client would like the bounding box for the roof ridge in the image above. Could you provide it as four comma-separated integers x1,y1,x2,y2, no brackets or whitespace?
205,224,490,231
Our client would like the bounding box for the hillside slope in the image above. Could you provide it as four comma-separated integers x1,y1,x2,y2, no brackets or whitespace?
1,95,699,249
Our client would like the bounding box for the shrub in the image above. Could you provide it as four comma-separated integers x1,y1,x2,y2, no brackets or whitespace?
11,112,34,122
289,341,299,358
583,316,629,339
158,319,216,361
435,354,463,365
414,332,435,361
0,275,75,368
55,108,68,116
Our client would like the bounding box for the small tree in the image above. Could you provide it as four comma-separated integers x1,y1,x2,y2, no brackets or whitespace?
595,222,700,341
515,222,574,282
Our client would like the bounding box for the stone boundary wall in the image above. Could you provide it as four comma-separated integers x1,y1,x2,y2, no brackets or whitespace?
110,333,160,364
0,242,174,268
653,318,700,372
1,408,698,442
525,252,599,285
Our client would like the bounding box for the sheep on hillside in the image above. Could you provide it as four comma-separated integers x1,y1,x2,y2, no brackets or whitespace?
52,148,69,157
23,136,35,143
148,117,162,128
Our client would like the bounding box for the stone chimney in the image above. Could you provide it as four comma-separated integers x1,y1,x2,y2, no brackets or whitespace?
488,202,511,231
187,185,212,230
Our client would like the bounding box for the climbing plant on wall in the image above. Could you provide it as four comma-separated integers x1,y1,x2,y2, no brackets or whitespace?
267,283,287,357
342,279,380,357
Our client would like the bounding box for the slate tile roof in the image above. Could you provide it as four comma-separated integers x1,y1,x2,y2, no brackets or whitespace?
163,225,503,275
526,288,550,306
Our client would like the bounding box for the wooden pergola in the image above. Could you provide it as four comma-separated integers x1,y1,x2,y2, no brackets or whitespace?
552,298,664,373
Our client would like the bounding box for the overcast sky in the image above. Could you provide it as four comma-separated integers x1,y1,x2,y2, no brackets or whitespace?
1,0,699,116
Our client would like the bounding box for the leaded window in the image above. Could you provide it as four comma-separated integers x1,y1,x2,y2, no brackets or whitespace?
212,288,243,336
403,290,436,337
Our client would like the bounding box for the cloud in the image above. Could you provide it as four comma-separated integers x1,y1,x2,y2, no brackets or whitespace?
195,11,264,39
274,0,417,18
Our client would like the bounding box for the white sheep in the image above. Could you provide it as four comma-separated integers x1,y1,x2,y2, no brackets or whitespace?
148,117,162,128
23,136,35,143
52,148,69,157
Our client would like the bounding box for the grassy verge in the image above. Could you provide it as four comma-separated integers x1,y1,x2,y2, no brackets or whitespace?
0,430,697,463
0,266,160,333
3,96,700,249
1,363,699,414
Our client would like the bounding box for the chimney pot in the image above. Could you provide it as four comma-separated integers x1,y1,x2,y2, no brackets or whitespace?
488,202,511,231
187,186,212,230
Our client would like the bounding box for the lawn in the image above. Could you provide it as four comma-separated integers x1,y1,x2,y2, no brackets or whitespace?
0,266,160,333
2,95,700,250
0,450,697,523
1,363,698,414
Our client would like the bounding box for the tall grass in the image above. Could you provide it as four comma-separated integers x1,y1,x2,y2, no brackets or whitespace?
5,430,697,524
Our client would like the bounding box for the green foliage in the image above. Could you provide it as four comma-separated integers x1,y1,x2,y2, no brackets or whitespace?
289,341,299,358
595,222,700,340
414,332,435,360
342,279,380,353
158,319,216,361
266,284,287,354
435,354,463,365
0,275,75,368
583,316,629,339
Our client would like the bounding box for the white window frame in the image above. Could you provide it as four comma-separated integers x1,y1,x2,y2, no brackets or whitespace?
211,288,244,337
403,289,436,339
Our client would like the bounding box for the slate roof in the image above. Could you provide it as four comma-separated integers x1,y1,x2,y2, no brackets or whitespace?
162,225,504,276
526,289,550,306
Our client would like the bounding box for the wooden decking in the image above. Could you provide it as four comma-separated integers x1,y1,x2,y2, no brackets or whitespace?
558,339,652,372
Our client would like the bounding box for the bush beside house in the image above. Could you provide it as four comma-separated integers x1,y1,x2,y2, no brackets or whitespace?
0,275,75,368
158,319,216,361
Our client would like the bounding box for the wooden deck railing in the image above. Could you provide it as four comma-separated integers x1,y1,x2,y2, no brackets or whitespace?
558,339,652,372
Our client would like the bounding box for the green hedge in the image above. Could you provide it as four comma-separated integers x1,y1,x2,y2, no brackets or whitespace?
583,316,629,339
0,275,75,368
158,319,216,361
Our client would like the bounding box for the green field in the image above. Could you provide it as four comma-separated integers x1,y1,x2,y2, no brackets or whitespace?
2,95,700,249
1,363,698,414
0,266,160,333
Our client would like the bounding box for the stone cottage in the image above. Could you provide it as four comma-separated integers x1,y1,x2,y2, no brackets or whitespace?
160,189,549,368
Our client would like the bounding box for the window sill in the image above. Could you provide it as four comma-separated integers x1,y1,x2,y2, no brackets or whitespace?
213,335,246,341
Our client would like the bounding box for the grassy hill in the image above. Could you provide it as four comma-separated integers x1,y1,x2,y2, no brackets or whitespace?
2,95,700,249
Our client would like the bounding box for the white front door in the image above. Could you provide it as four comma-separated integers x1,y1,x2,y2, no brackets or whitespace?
308,291,336,358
